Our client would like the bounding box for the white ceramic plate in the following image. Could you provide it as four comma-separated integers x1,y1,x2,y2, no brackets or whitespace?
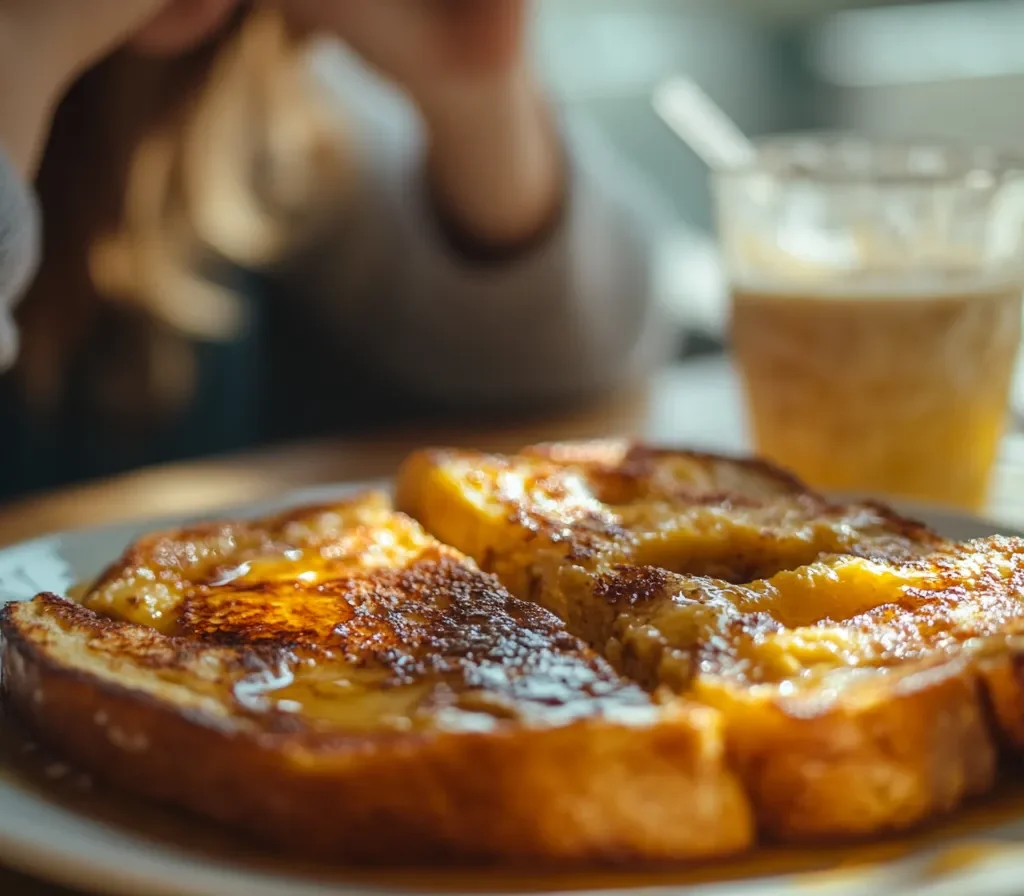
3,482,1024,896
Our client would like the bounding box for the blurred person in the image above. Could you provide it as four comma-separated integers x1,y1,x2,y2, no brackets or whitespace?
0,0,668,499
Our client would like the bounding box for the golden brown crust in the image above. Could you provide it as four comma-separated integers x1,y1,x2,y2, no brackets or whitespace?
396,441,944,586
396,441,1024,843
725,660,996,840
3,598,751,863
567,547,1019,841
0,494,754,865
978,651,1024,750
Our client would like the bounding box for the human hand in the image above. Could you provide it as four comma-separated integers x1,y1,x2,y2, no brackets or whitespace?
283,0,530,111
285,0,563,251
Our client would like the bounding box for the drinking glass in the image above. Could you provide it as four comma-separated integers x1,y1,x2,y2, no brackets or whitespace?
713,134,1024,510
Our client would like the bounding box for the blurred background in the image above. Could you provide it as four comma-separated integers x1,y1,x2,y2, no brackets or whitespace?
530,0,1024,355
7,0,1024,531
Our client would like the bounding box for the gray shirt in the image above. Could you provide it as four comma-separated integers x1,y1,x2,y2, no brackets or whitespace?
0,46,671,405
0,139,38,371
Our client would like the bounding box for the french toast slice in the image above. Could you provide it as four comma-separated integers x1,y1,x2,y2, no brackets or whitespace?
395,442,1016,840
0,493,752,865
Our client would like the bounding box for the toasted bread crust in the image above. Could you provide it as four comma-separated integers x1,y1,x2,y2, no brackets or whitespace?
396,441,1024,842
2,508,753,867
396,442,944,596
4,599,750,864
709,660,996,839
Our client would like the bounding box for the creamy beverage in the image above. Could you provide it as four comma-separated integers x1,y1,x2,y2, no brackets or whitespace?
712,134,1024,509
730,276,1021,509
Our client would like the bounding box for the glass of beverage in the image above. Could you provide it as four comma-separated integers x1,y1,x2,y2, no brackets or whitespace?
713,134,1024,511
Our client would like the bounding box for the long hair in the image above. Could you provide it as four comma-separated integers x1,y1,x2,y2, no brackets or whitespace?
14,5,350,426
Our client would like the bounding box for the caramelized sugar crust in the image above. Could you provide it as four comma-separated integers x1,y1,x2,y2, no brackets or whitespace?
595,540,1024,837
396,440,943,592
599,536,1024,688
396,441,1024,841
0,492,751,863
80,494,670,735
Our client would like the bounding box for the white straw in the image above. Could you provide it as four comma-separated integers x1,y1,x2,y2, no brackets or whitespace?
652,76,757,170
